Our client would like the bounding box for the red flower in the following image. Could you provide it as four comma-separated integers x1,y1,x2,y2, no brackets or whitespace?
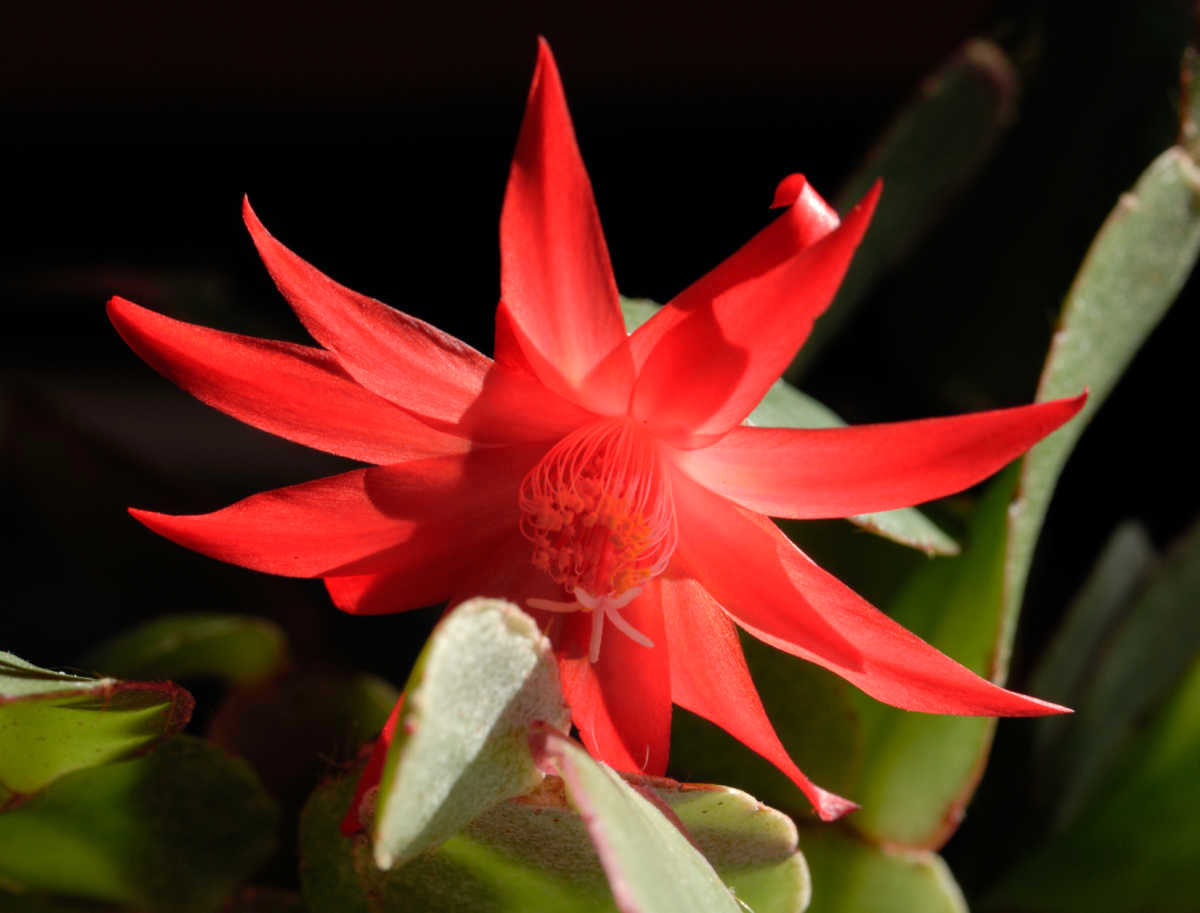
109,40,1084,821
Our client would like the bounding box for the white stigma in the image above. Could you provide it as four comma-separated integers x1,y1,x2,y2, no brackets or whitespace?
527,585,653,663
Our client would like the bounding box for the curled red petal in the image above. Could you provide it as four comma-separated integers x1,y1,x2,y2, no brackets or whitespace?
243,197,491,425
632,182,880,446
677,393,1088,519
107,296,468,464
130,444,542,581
499,38,634,414
628,174,839,374
557,586,672,776
660,576,857,821
671,470,1068,716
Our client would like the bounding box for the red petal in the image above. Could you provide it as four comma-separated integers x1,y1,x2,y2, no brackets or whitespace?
243,197,491,425
671,470,1068,716
557,586,672,776
130,444,542,581
457,351,599,446
660,576,857,821
323,522,516,615
632,182,880,446
628,174,839,374
676,393,1088,519
498,39,634,414
108,296,468,464
340,694,405,836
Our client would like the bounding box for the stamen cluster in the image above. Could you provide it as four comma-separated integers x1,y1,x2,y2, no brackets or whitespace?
519,419,677,600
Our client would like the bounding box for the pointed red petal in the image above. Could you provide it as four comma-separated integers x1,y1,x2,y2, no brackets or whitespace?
671,470,1067,716
340,694,405,836
498,39,634,414
677,393,1088,519
108,296,468,464
130,444,542,581
557,587,672,776
632,183,880,446
243,198,491,424
660,576,857,821
628,175,839,374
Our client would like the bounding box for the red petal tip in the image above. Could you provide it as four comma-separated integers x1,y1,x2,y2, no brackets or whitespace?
241,194,259,228
127,506,168,531
814,792,860,822
855,178,884,216
106,296,132,324
770,173,809,209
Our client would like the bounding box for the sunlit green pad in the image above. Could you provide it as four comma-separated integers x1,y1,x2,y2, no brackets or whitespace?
544,734,745,913
372,598,570,870
795,826,965,913
81,613,289,688
0,736,277,913
793,39,1019,372
302,760,809,913
984,656,1200,913
1002,143,1200,668
619,297,959,556
0,651,192,795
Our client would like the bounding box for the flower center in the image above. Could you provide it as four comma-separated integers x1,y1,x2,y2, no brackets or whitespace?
519,418,677,661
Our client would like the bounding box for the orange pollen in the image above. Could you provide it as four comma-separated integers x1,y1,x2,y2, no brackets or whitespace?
519,419,677,603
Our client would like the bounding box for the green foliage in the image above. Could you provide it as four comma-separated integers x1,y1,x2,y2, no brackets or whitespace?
985,657,1200,913
81,614,289,688
303,752,810,913
796,827,966,913
0,736,277,913
1033,519,1200,824
0,652,192,796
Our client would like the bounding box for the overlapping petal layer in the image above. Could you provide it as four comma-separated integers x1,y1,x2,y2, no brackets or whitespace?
131,443,542,582
631,182,881,446
244,198,491,426
626,173,839,374
107,296,468,464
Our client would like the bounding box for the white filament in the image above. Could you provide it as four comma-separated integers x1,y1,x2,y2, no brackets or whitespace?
526,585,653,663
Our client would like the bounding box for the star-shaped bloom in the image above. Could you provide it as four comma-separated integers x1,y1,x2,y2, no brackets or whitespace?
109,40,1084,820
